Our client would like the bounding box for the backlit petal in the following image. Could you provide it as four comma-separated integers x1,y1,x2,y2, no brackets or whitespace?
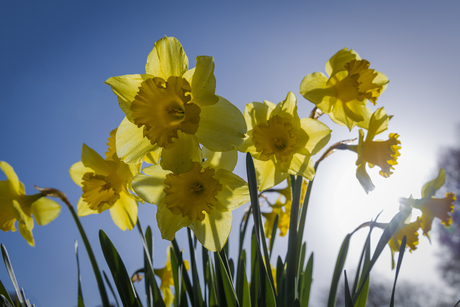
214,168,249,211
244,101,272,131
254,158,288,191
110,191,138,231
196,96,246,151
81,144,115,175
300,72,336,111
132,164,169,205
289,153,315,180
202,147,237,172
157,200,192,241
300,118,331,155
30,197,60,226
325,48,360,77
161,132,201,174
189,210,232,252
0,161,22,195
145,36,188,79
189,56,218,107
77,197,98,217
69,161,93,187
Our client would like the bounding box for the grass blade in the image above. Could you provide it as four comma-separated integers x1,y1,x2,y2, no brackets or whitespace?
0,278,14,306
187,228,204,307
102,271,119,307
390,235,406,307
215,252,239,307
327,234,351,307
74,241,85,307
300,253,313,307
344,271,353,307
1,244,26,307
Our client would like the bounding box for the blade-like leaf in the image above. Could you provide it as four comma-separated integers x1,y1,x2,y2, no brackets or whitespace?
99,230,142,307
75,241,85,307
102,271,120,307
215,252,239,307
187,228,204,307
300,253,313,307
344,271,353,307
327,234,351,307
0,278,14,306
390,235,406,307
236,252,251,307
1,244,26,307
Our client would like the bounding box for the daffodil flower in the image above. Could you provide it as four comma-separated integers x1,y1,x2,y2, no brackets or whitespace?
154,247,190,307
300,48,389,130
388,219,421,269
133,132,250,251
399,169,455,240
239,91,331,191
69,129,140,230
106,36,246,164
0,161,60,246
348,107,401,193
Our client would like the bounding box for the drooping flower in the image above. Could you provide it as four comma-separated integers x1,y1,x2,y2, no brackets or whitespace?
106,36,246,164
300,48,389,130
399,169,455,240
69,129,140,230
154,247,190,307
239,92,331,191
133,132,250,251
348,107,401,193
0,161,61,246
388,218,422,269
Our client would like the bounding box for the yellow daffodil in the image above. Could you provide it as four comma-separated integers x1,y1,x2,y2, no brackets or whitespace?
239,92,331,191
399,169,455,240
106,36,246,164
300,48,389,130
69,129,140,230
347,107,401,193
133,132,250,251
388,219,421,269
0,161,60,246
154,247,190,307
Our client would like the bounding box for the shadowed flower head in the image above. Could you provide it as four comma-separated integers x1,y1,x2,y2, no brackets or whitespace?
348,107,401,193
0,161,61,246
69,129,140,230
388,218,422,269
106,36,246,165
300,48,389,130
239,91,331,191
133,132,250,251
399,169,455,240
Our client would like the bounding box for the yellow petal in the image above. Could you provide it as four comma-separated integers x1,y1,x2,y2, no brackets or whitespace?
300,118,331,155
325,48,360,77
116,117,160,164
145,36,188,79
300,72,336,111
69,161,93,187
289,153,315,180
162,286,174,307
328,100,356,130
132,164,169,205
81,144,115,175
214,169,249,211
160,132,201,174
189,56,218,107
30,197,60,226
110,191,138,231
157,200,192,241
202,147,237,172
356,163,375,194
12,200,34,246
189,210,232,252
0,161,23,195
244,101,273,131
254,158,288,191
77,197,98,217
366,107,391,140
105,74,153,122
421,169,445,198
196,96,246,151
271,92,300,124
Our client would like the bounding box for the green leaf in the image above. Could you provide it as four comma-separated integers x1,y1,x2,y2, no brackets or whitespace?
0,295,14,307
300,253,313,307
0,278,14,306
171,239,195,305
215,252,239,307
327,234,351,307
74,241,85,307
276,256,285,307
344,271,353,307
269,214,279,257
390,235,406,307
354,231,371,307
236,252,251,307
102,271,120,307
99,230,142,307
1,244,27,307
187,228,204,307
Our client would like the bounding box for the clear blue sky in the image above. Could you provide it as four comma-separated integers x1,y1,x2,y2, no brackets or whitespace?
1,1,459,306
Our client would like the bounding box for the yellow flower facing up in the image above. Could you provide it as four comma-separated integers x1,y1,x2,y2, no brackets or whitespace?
0,161,61,246
133,132,250,251
106,36,246,165
239,92,331,191
154,247,190,307
348,107,401,193
388,218,422,269
69,129,140,230
300,48,389,130
399,169,455,240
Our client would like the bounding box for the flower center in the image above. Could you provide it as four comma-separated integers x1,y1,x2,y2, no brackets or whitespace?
252,115,298,162
81,172,121,212
131,76,201,148
333,60,383,104
163,162,222,222
363,133,401,177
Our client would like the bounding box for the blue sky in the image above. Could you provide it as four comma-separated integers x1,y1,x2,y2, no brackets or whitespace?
1,1,460,306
